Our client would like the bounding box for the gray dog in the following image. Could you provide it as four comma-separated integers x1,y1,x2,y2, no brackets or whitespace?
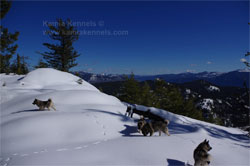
32,98,56,111
193,139,212,166
138,116,170,136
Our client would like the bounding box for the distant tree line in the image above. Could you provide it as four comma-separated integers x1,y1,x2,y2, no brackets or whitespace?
118,73,224,124
119,74,203,120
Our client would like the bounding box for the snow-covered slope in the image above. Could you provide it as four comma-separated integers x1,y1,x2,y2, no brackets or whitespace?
0,69,249,166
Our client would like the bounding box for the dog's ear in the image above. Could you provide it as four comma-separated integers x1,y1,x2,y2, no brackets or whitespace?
204,139,207,143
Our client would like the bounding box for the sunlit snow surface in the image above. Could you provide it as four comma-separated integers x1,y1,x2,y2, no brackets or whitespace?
0,68,249,166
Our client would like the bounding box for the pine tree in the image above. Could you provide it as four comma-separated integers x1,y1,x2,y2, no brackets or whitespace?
35,58,49,69
153,79,171,109
0,0,19,73
10,54,29,74
183,98,203,120
120,73,141,104
153,79,185,115
20,55,29,74
40,18,80,72
140,81,155,106
0,0,11,19
243,52,250,67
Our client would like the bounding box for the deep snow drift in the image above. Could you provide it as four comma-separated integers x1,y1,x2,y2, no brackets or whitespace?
0,68,249,166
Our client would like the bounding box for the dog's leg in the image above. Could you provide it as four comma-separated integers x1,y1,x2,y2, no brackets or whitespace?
51,105,56,111
165,128,170,136
159,130,161,136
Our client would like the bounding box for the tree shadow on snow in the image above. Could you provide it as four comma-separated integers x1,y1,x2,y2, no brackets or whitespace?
168,122,199,135
168,121,249,143
84,109,249,142
201,125,249,143
11,109,44,114
85,109,132,122
166,159,192,166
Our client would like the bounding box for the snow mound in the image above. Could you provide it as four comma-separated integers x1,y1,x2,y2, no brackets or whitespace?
19,68,97,90
207,85,220,92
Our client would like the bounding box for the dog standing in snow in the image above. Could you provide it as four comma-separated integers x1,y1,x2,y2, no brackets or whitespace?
125,106,133,117
137,116,147,133
193,139,212,166
138,116,170,136
32,98,56,111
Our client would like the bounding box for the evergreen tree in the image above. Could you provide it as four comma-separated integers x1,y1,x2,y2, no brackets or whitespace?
183,98,203,120
20,55,29,74
120,73,141,104
140,81,155,106
40,18,80,72
10,54,29,74
35,58,49,69
153,79,185,115
165,86,184,114
0,0,11,19
0,0,19,73
153,79,169,108
243,52,250,67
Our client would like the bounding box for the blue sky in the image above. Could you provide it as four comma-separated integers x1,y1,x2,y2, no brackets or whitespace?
2,1,249,75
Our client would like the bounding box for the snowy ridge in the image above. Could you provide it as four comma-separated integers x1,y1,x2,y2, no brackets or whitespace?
0,68,249,166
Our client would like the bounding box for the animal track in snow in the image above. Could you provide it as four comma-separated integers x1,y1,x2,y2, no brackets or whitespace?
74,147,83,150
3,112,108,164
20,154,29,157
56,148,68,152
93,141,101,145
40,149,48,153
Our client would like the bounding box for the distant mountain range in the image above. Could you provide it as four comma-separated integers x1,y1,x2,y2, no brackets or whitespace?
75,69,249,88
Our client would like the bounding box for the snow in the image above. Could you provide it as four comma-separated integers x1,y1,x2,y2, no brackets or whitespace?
207,85,220,92
217,99,222,104
1,68,249,166
186,89,191,94
200,98,215,111
200,72,224,78
238,68,250,72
